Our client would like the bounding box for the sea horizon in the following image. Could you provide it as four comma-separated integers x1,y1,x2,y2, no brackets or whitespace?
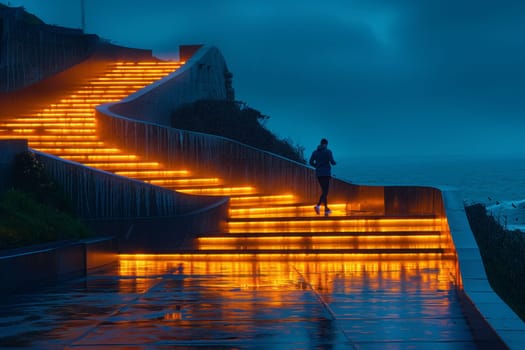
335,153,525,205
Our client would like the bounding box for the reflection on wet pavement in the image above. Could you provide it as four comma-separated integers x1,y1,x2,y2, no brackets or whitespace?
0,255,476,349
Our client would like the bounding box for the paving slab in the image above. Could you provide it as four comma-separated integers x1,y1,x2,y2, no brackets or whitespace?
0,255,483,349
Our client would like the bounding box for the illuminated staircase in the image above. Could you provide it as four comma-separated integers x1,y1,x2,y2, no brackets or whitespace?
202,204,449,257
0,61,183,167
0,59,454,259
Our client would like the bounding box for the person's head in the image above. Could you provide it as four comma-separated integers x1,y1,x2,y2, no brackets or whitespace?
320,138,328,146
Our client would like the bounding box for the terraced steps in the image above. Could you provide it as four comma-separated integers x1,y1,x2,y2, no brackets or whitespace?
197,231,445,249
0,58,454,259
168,248,449,256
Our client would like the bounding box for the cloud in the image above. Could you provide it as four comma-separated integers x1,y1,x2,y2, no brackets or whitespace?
6,0,525,156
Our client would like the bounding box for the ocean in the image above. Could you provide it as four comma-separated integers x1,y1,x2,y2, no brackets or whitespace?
335,154,525,205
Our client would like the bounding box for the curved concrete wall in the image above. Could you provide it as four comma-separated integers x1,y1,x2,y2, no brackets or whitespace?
109,46,233,126
34,151,229,248
35,151,223,219
96,109,445,218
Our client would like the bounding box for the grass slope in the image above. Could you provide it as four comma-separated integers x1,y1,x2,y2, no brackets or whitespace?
0,151,89,251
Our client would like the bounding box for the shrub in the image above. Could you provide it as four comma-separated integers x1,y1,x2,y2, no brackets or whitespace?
171,100,305,163
0,151,89,250
465,203,525,321
0,189,89,250
11,151,72,212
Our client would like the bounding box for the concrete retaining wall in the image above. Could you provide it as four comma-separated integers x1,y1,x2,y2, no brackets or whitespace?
34,151,229,249
0,5,99,92
0,139,27,191
35,151,226,220
0,237,116,294
86,201,228,253
443,189,525,349
109,46,234,126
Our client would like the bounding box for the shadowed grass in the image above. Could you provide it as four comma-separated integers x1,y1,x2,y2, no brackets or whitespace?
0,151,90,251
0,189,89,250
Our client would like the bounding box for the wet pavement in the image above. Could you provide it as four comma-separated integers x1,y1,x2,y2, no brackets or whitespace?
0,255,478,349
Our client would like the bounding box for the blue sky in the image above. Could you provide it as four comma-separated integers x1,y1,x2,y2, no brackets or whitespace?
5,0,525,159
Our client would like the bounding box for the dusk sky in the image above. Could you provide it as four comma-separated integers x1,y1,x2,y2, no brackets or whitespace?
5,0,525,160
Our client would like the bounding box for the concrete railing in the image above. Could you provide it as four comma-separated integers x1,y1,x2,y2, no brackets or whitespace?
35,151,225,219
96,108,445,218
443,189,525,349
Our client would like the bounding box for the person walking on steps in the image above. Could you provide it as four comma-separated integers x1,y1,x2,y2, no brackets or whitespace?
309,138,336,216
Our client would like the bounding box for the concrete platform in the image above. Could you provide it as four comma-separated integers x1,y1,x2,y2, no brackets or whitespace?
0,254,492,349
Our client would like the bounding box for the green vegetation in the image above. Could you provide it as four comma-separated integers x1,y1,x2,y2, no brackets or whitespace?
171,99,305,164
465,203,525,321
0,151,89,251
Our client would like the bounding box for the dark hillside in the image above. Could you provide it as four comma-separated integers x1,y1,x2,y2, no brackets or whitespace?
171,99,305,164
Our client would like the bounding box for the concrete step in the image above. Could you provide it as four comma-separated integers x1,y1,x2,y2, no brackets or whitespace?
29,141,106,147
226,216,444,234
0,134,100,141
196,231,447,251
162,247,450,256
81,161,161,171
61,154,140,162
34,147,122,155
229,203,348,218
199,230,443,238
228,194,297,207
176,186,257,196
113,169,191,179
143,177,222,187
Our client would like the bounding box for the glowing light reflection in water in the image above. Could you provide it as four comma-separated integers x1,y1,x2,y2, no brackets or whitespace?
119,254,460,340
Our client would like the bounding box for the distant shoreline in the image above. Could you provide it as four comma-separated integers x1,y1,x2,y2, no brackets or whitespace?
333,155,525,205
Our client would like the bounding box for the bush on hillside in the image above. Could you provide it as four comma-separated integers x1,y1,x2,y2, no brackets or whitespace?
171,99,305,164
0,151,89,250
11,151,71,212
0,189,89,250
465,203,525,321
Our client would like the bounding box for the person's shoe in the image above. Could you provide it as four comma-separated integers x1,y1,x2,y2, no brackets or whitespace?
314,205,321,215
324,209,332,216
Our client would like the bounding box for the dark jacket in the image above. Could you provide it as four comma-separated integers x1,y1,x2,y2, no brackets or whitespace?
309,144,336,177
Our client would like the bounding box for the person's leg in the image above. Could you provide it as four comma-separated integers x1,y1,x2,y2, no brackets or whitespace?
318,176,329,208
315,177,325,214
318,176,332,215
316,177,322,205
